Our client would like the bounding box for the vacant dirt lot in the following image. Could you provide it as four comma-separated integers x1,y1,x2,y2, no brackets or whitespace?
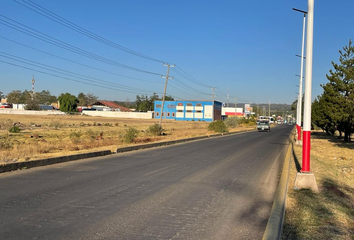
0,114,254,164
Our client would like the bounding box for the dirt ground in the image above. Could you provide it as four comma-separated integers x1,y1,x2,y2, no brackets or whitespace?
0,113,254,164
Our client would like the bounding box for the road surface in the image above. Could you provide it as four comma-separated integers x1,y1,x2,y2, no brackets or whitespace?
0,125,292,240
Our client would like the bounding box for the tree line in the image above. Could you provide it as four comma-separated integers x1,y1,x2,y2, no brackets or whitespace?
0,90,173,113
312,40,354,142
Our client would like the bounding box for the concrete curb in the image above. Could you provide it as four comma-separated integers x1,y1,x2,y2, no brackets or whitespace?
0,129,252,174
0,150,111,174
262,135,293,240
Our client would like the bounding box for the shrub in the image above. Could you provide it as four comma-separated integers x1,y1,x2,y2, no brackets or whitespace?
237,117,256,126
24,101,41,110
224,117,238,128
123,127,139,143
49,121,62,130
69,130,82,143
148,124,163,136
0,135,13,149
9,126,20,133
208,120,228,133
85,129,98,142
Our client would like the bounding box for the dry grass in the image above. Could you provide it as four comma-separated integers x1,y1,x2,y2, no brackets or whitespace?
0,114,254,164
282,130,354,240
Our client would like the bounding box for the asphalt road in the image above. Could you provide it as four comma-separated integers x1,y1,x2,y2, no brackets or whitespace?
0,124,293,240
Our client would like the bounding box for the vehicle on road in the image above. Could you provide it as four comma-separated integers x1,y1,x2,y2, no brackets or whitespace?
257,120,270,132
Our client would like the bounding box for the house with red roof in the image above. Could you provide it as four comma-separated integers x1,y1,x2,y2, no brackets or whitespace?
91,101,132,112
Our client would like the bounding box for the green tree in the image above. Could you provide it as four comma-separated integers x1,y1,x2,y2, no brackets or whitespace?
6,90,22,104
20,90,32,104
77,92,87,106
25,98,41,110
35,90,57,105
313,40,354,141
77,92,98,106
58,93,79,112
135,93,174,112
0,91,4,101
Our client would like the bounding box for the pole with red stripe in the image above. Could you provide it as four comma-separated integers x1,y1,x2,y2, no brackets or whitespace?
302,0,314,172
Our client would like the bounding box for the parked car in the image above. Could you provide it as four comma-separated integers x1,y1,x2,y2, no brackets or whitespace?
257,120,270,132
0,103,12,108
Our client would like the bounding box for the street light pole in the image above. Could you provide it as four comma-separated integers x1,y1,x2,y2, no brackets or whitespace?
302,0,314,173
294,0,318,192
293,7,307,145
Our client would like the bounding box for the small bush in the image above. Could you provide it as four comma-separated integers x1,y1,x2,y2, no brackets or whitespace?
24,101,41,110
123,127,139,143
49,121,62,130
237,117,256,126
208,120,228,133
224,117,238,128
0,135,13,149
148,124,163,136
9,126,20,133
69,130,82,143
85,129,98,142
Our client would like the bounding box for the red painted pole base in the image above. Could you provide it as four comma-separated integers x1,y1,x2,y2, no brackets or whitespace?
296,124,302,140
302,130,311,172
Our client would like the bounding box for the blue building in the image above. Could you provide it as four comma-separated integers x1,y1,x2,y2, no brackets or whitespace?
154,100,222,122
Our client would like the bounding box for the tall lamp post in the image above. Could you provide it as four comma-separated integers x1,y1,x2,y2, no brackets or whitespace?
294,0,318,192
293,7,307,145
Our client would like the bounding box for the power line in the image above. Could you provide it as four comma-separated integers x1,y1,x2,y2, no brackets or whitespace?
12,0,166,64
173,65,211,88
169,81,209,100
0,15,162,76
0,35,163,85
173,77,211,96
0,52,164,95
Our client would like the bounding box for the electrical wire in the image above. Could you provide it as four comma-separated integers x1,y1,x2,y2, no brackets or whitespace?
0,35,163,85
0,52,164,95
12,0,166,64
173,65,211,88
0,15,163,76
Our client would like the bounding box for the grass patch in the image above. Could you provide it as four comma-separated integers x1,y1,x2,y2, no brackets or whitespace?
282,131,354,239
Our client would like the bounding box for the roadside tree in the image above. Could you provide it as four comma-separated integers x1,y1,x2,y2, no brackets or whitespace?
135,93,174,112
6,90,22,104
312,40,354,141
35,90,57,105
58,93,78,112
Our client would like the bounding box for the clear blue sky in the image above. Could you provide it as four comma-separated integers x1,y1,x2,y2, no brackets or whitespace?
0,0,353,104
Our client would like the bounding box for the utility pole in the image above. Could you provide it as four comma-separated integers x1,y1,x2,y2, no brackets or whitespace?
31,75,35,100
159,63,174,126
268,101,270,117
227,87,229,107
210,87,217,121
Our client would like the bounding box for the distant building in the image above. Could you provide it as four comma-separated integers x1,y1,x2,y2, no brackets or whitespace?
222,107,244,117
154,100,222,122
90,101,132,112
